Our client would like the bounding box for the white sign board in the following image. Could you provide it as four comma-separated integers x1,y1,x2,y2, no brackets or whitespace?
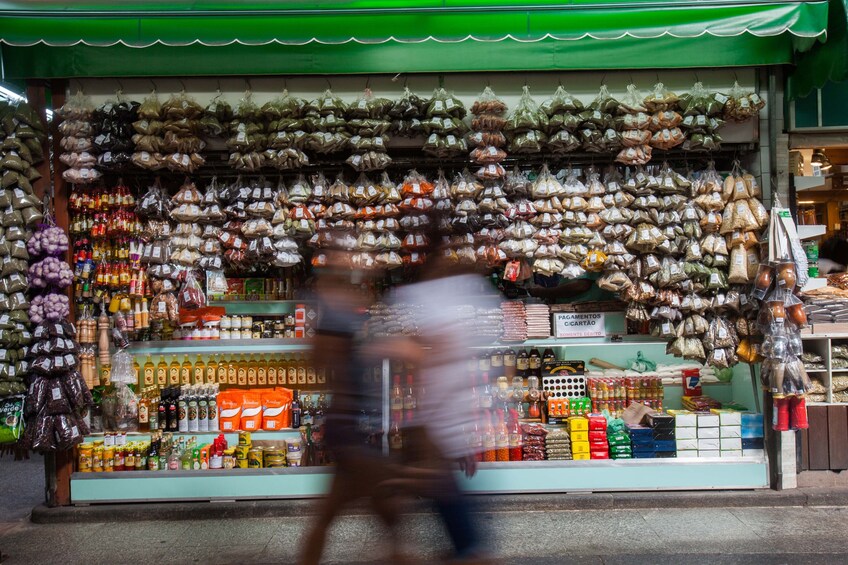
553,312,606,338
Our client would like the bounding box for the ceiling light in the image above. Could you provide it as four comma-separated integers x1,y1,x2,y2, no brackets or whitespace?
811,148,833,172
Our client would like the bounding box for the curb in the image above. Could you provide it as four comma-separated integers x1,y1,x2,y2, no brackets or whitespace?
30,487,848,524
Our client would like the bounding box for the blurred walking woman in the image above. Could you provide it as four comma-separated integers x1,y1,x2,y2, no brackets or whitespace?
298,249,402,565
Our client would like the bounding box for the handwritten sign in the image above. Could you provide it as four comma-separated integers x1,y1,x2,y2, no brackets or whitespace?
554,312,606,338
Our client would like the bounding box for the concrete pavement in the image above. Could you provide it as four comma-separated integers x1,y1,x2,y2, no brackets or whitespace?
3,456,848,564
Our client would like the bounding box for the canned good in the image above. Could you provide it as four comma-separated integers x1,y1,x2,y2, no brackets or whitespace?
287,453,302,467
235,444,250,460
78,445,93,472
223,454,236,469
241,329,252,340
220,329,231,340
248,447,264,468
236,458,248,469
238,431,252,446
264,448,287,468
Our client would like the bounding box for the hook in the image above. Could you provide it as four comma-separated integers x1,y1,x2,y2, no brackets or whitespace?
245,77,252,93
391,73,401,83
600,73,606,86
150,79,158,93
365,76,371,91
216,79,222,93
178,79,186,93
326,77,332,90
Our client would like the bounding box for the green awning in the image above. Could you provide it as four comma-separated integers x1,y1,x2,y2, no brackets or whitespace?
787,0,847,99
0,0,830,78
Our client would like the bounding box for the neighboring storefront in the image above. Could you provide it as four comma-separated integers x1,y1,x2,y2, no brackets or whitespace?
0,0,837,505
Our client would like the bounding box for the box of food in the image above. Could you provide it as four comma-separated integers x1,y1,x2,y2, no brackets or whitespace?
669,410,697,428
720,438,742,451
697,413,720,428
677,450,698,458
710,409,742,426
676,427,697,440
742,449,765,459
571,441,590,454
697,427,720,439
570,431,588,443
568,417,588,432
698,438,720,451
721,449,743,458
720,425,742,438
573,452,591,460
698,450,720,458
676,439,699,451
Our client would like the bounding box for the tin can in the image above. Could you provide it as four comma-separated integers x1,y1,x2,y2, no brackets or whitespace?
238,431,251,446
78,445,93,472
235,444,250,460
236,457,248,469
223,448,236,469
264,447,287,468
248,447,264,468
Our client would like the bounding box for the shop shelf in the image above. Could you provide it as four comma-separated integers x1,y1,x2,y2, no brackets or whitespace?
207,300,310,315
797,224,826,239
801,277,828,292
69,456,768,504
125,338,312,355
472,336,667,348
83,429,300,444
795,176,827,191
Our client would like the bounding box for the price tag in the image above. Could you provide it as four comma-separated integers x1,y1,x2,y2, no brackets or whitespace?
446,99,455,110
709,273,720,284
158,301,167,313
446,135,457,145
718,326,728,339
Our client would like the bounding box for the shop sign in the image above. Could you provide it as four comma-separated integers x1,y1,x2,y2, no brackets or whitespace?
553,313,606,338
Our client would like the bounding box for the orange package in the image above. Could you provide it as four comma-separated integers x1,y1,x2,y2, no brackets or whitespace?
240,392,263,431
218,391,243,432
262,389,293,430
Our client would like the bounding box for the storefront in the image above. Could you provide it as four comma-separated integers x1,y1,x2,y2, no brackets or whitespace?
782,0,848,477
0,0,836,506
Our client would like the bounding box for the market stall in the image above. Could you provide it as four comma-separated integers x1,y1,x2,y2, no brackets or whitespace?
0,0,835,505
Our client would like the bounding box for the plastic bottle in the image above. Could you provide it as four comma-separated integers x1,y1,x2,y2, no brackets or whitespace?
178,387,189,432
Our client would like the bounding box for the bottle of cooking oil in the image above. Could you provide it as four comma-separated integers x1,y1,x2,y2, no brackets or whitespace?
257,355,268,386
227,354,238,386
143,354,155,388
286,354,297,386
267,354,278,386
133,356,142,387
237,354,248,386
206,355,218,385
193,355,205,385
217,354,228,385
180,355,192,386
296,353,307,386
156,356,168,388
168,355,181,386
247,354,258,387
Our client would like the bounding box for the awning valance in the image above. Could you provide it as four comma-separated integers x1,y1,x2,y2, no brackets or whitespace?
787,0,847,100
0,0,830,78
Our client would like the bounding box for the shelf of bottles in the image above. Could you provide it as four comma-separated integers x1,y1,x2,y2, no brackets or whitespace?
126,338,313,355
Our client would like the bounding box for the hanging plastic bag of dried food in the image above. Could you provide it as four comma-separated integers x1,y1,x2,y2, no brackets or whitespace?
722,81,765,123
471,86,508,121
589,84,619,115
507,86,546,133
643,83,680,113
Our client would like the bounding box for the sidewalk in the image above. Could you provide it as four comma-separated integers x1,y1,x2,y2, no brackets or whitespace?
4,457,848,564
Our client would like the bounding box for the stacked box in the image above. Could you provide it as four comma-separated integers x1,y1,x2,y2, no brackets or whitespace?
545,428,572,461
741,412,765,458
568,417,590,460
697,412,720,458
587,414,609,459
669,409,697,458
711,409,743,458
627,424,656,458
646,412,676,457
607,427,632,459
